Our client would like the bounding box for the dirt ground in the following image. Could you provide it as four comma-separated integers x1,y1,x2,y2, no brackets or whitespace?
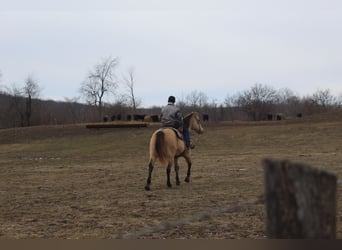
0,111,342,239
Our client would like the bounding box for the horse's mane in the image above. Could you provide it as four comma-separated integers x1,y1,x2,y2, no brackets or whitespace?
183,112,194,124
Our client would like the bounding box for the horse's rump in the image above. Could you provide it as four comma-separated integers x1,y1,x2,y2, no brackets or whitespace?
151,129,179,166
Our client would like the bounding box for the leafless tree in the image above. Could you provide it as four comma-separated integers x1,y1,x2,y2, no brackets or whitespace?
277,88,295,105
123,67,141,112
174,94,187,110
23,74,41,126
224,93,237,108
64,97,81,124
80,56,119,120
234,83,278,120
224,93,240,121
23,74,41,98
311,89,336,110
276,88,302,115
186,90,209,108
6,83,25,126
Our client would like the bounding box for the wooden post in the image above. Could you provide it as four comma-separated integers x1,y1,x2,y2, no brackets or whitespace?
263,159,337,239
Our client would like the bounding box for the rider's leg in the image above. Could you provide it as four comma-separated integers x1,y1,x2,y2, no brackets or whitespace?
183,126,191,148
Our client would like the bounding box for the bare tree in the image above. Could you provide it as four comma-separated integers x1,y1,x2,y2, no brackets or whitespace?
23,74,41,98
6,83,25,126
234,83,278,121
277,88,295,105
224,93,237,108
64,97,81,124
80,56,119,120
23,74,41,126
123,67,141,112
224,93,240,121
175,94,187,110
311,89,336,110
186,90,209,108
276,88,302,115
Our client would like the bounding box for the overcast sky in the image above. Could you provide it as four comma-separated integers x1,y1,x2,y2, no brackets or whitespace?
1,0,341,107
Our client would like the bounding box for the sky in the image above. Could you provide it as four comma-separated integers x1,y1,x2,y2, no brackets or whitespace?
1,0,342,107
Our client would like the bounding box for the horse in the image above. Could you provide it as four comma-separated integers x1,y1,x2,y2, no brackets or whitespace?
145,112,204,191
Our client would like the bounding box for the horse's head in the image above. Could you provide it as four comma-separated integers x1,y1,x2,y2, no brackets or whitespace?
184,112,204,134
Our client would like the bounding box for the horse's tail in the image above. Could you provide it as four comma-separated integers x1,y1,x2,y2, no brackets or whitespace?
154,130,168,165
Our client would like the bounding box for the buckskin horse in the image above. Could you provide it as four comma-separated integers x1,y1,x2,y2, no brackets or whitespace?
145,112,204,191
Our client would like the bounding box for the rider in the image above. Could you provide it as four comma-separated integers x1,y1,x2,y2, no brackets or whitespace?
160,96,194,149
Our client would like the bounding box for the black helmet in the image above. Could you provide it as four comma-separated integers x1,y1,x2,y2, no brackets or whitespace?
168,96,176,103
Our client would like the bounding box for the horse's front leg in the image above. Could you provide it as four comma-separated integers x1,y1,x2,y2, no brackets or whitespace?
184,158,192,183
174,157,180,185
166,163,172,188
145,160,154,191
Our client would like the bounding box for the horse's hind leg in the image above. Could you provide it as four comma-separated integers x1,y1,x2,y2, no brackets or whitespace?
145,160,154,191
184,159,192,183
174,158,180,185
166,163,172,188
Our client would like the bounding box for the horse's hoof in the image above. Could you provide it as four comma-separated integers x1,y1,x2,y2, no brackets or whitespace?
145,186,151,191
184,177,190,183
176,181,180,186
167,183,172,188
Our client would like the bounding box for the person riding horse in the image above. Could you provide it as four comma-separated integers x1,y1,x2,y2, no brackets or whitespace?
160,96,194,149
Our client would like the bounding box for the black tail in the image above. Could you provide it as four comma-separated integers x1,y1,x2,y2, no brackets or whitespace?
155,130,164,156
155,130,168,164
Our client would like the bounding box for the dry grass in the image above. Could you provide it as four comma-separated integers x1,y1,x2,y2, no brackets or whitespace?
0,111,342,239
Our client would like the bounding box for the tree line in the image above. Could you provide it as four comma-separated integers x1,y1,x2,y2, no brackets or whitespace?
176,85,341,122
1,58,341,129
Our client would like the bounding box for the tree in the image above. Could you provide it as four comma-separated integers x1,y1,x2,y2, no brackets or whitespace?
64,97,81,124
80,56,119,120
277,88,301,115
225,93,241,108
224,93,240,121
186,90,209,108
311,89,336,110
175,94,188,110
6,83,25,126
234,83,278,121
122,67,141,112
23,74,41,126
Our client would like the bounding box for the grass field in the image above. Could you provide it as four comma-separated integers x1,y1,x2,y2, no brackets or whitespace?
0,112,342,239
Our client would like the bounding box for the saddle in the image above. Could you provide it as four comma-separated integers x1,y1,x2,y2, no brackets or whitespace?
164,127,183,140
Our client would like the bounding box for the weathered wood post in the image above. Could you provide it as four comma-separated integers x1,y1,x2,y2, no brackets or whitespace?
263,159,337,239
